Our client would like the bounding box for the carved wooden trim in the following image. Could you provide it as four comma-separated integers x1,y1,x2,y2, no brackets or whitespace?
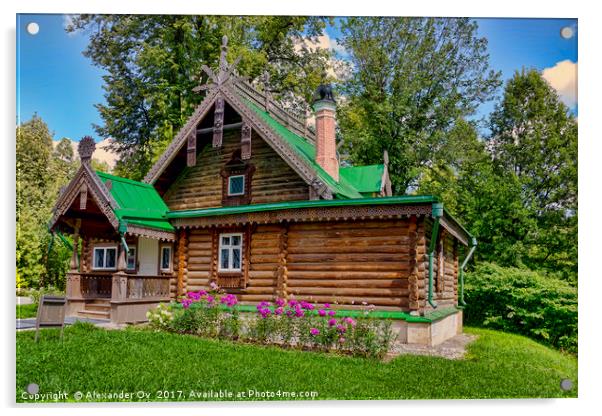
241,120,252,160
79,184,88,210
210,228,218,286
143,88,219,183
125,225,176,242
220,150,255,206
172,204,433,229
276,222,289,299
212,96,225,148
187,132,197,167
50,164,120,231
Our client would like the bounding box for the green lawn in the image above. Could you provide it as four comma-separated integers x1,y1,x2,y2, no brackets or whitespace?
16,303,37,319
16,323,577,402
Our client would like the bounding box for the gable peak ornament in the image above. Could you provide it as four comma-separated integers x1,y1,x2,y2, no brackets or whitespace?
78,136,96,163
193,35,242,94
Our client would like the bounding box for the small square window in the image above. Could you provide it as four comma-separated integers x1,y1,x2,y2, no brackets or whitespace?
92,246,117,270
228,175,245,196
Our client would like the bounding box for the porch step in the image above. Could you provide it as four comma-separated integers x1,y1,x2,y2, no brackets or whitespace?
77,309,110,320
85,303,110,312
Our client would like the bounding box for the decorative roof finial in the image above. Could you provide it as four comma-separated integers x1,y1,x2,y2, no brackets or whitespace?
193,34,242,94
219,35,229,76
78,136,96,163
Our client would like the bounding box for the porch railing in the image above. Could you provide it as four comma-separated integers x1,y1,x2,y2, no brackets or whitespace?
80,273,112,298
126,276,171,299
67,272,171,301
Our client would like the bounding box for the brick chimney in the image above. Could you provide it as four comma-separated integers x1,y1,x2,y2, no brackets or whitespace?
313,84,339,181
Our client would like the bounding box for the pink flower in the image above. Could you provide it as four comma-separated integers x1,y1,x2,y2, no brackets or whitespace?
336,324,346,333
339,337,346,343
323,303,331,309
275,298,286,307
199,290,208,296
295,309,305,318
328,310,336,317
181,299,192,309
206,295,215,304
187,291,201,301
310,328,320,336
344,317,356,326
318,309,326,317
288,299,298,307
275,307,283,315
328,318,337,327
210,281,218,290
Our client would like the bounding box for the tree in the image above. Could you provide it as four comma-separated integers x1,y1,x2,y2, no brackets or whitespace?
337,17,501,193
488,69,578,279
67,15,333,180
16,115,53,287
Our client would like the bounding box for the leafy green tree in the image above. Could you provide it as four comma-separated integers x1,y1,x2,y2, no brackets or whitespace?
67,15,332,180
16,115,53,287
337,17,501,193
488,69,578,279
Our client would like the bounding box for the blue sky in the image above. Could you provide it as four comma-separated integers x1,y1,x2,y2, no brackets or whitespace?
16,14,577,142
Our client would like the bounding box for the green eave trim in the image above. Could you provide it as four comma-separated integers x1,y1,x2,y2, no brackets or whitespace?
167,195,440,219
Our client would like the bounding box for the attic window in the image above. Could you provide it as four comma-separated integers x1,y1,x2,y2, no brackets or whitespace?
228,175,245,196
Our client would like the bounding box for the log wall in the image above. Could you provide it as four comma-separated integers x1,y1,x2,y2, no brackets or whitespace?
423,219,459,311
164,130,309,211
178,216,460,313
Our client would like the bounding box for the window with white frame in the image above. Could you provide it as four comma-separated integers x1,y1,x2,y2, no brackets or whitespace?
218,233,242,272
227,175,245,196
93,246,117,270
126,246,136,271
160,245,172,272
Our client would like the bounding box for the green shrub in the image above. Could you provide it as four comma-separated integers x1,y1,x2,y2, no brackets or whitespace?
464,263,577,353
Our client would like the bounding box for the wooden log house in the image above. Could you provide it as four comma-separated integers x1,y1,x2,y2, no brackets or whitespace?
49,37,476,345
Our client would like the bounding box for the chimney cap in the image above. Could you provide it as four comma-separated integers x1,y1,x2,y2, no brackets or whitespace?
313,83,336,104
78,136,96,163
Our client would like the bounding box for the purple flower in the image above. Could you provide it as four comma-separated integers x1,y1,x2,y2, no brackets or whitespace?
339,337,346,343
328,318,337,327
286,309,294,317
318,309,326,317
210,281,218,290
295,309,305,318
206,295,215,304
328,310,336,317
275,298,286,307
336,324,346,333
181,299,192,309
344,317,356,326
187,291,201,301
288,299,298,307
310,328,320,336
199,290,208,296
323,303,331,309
274,307,283,315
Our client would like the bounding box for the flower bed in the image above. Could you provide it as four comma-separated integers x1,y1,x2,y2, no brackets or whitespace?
147,284,397,359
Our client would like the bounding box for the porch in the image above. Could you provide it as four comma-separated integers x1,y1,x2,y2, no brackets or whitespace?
66,272,171,323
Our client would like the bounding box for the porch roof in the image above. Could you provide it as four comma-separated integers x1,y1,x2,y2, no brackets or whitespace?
96,172,174,233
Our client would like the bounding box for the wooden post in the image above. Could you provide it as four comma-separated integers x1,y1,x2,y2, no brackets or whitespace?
112,243,128,301
70,231,80,272
176,228,188,297
212,97,225,148
276,222,289,300
241,121,252,160
408,215,420,313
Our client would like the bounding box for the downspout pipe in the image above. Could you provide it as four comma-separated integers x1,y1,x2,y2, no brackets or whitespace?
427,202,444,309
458,237,477,306
118,221,129,254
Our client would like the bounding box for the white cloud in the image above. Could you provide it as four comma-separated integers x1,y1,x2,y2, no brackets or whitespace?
542,60,578,109
294,33,350,80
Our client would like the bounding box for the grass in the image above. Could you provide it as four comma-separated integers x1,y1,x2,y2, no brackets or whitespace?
16,324,577,402
16,303,37,319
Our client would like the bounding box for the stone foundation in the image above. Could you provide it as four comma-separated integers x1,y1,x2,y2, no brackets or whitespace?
390,310,463,346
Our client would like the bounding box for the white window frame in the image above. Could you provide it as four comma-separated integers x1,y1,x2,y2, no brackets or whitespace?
218,233,243,272
126,246,137,271
160,244,173,273
92,246,118,270
227,175,245,196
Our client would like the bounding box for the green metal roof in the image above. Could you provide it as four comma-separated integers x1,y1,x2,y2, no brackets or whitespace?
339,164,384,194
242,98,364,199
167,195,439,219
97,171,174,232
